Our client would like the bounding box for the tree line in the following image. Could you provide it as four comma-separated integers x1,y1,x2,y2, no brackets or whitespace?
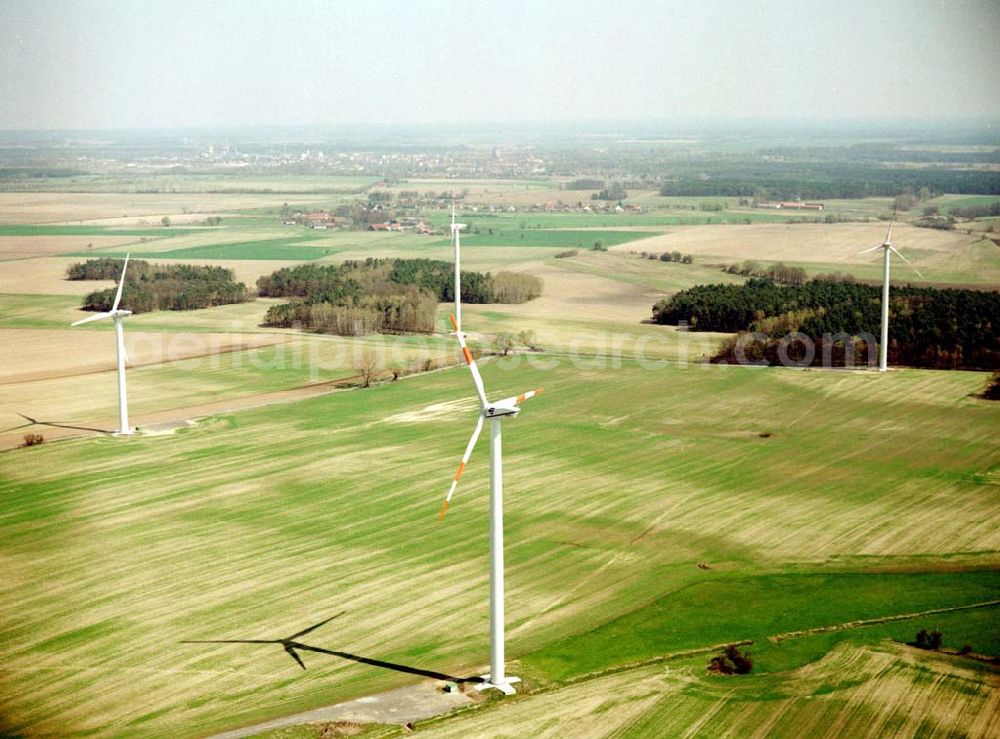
723,260,809,285
260,259,542,336
948,202,1000,220
70,258,252,313
653,278,1000,369
658,164,1000,200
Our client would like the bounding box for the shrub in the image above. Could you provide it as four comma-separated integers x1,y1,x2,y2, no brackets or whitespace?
357,350,379,388
22,433,44,447
554,250,578,259
708,644,752,675
928,629,943,650
493,332,516,356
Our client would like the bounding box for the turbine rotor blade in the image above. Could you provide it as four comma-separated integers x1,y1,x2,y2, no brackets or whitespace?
71,312,112,326
450,314,489,408
440,414,485,519
496,388,544,407
111,254,130,312
884,204,898,244
889,246,924,279
856,244,884,255
118,326,129,364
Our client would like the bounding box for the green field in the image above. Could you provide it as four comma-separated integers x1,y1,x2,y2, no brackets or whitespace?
0,224,195,237
109,235,342,261
436,228,656,249
2,358,998,737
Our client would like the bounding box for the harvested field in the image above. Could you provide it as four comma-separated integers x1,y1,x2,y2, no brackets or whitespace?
0,235,141,260
0,329,291,384
0,259,117,295
419,642,1000,738
614,223,1000,284
0,193,331,225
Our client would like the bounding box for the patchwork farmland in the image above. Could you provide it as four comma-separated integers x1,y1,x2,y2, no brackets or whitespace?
1,181,998,738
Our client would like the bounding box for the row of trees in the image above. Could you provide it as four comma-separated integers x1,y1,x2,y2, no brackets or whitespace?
640,251,694,264
264,287,437,335
259,259,542,337
658,167,1000,200
723,260,809,285
72,259,252,313
259,260,541,305
948,202,1000,220
653,278,1000,369
67,257,149,280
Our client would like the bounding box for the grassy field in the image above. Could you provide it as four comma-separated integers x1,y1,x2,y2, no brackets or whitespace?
415,641,1000,738
1,179,998,737
1,359,998,737
113,236,342,261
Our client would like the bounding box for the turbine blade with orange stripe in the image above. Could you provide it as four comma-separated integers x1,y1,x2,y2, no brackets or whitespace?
497,388,543,407
450,314,488,409
440,414,485,519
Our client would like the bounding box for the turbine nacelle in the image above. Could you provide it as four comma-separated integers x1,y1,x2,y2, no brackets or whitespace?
484,403,520,419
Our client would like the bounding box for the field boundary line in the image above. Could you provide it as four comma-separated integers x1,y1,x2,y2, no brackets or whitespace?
539,599,1000,692
767,599,1000,643
556,638,756,689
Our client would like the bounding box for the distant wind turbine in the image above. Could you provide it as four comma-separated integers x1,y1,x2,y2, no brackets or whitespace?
437,217,542,695
856,214,923,371
70,255,134,434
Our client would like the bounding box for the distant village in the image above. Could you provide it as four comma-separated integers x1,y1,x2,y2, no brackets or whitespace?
755,201,825,210
281,198,645,233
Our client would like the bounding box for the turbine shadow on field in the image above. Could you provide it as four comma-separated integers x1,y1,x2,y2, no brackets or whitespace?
1,412,111,435
182,612,482,684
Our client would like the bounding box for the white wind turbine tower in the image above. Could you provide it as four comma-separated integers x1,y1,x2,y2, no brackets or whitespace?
71,255,134,434
856,213,923,372
437,207,541,695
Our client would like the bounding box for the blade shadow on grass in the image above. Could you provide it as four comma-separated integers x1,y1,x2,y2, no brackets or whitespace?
1,413,111,435
182,612,483,684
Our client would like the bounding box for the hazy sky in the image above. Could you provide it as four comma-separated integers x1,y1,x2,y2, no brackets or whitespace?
0,0,997,130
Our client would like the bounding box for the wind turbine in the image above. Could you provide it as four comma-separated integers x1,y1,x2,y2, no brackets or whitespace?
71,255,134,434
437,215,542,696
856,213,923,371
